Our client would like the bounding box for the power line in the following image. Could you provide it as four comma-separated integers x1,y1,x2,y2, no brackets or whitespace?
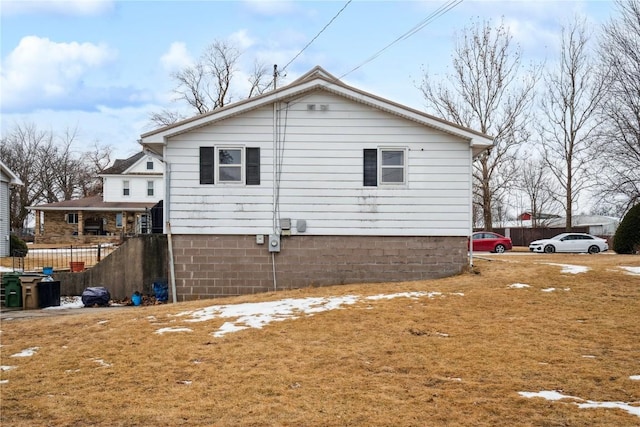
281,0,353,73
339,0,464,79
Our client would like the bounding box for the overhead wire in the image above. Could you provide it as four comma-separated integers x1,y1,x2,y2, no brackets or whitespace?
281,0,353,74
338,0,464,79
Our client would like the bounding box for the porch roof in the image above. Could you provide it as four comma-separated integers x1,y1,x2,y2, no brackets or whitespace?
27,195,156,212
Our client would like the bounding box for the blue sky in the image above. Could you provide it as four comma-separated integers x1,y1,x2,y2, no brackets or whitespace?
1,0,615,161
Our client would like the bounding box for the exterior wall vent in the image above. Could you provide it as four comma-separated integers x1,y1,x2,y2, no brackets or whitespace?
307,104,316,111
320,104,329,111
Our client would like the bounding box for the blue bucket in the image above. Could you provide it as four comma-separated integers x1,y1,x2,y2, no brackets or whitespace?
43,267,53,275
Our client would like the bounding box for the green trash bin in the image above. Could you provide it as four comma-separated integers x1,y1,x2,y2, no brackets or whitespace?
3,272,22,308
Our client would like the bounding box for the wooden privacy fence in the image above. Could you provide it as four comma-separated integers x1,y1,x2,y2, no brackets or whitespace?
485,227,590,247
9,244,118,274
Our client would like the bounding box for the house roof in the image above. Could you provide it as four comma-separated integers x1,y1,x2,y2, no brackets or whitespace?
100,151,146,175
26,194,156,212
140,65,494,157
0,159,23,186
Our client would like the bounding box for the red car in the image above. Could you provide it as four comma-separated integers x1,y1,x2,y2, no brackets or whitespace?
468,232,513,253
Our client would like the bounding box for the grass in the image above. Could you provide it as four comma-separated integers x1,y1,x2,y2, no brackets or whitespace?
1,252,639,426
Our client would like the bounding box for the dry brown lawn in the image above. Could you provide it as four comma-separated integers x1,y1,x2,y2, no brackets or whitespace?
1,252,639,426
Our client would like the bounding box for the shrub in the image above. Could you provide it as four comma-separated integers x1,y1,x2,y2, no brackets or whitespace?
9,234,29,257
613,204,640,254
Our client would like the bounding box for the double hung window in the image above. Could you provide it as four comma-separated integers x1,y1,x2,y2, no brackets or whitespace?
363,148,407,186
200,146,260,185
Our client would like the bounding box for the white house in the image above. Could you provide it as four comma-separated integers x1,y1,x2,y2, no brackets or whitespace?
28,151,164,244
141,66,493,300
0,160,23,256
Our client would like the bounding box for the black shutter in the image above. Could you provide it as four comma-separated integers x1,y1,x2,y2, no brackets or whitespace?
363,149,377,186
246,147,260,185
200,147,215,184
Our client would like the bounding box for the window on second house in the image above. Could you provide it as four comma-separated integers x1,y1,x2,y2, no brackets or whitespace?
123,180,130,196
146,160,154,170
147,181,154,196
363,148,406,186
66,213,78,224
200,146,260,185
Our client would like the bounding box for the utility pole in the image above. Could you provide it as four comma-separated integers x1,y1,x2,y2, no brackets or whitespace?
273,64,278,90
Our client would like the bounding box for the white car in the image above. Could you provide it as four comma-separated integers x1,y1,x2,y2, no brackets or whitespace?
529,233,609,254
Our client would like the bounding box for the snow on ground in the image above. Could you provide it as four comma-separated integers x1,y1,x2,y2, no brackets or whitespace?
171,292,452,338
508,283,531,289
10,347,39,357
619,266,640,275
519,391,640,418
543,263,590,274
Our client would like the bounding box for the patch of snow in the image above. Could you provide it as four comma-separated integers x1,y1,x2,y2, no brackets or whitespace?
11,347,39,357
509,283,530,289
541,288,556,292
582,355,596,358
155,327,193,334
544,263,590,274
619,266,640,276
0,380,8,384
172,292,458,338
519,390,640,418
0,266,15,272
519,390,581,401
367,291,441,300
97,320,109,325
577,401,640,417
630,375,640,381
1,366,17,371
44,296,84,310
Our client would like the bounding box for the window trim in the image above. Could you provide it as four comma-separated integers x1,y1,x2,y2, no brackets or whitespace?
217,147,244,184
123,180,130,196
66,213,78,224
379,148,407,185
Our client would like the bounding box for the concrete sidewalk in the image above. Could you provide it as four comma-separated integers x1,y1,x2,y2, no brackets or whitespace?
0,305,131,321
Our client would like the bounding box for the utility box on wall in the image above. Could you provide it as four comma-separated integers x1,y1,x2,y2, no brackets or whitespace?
269,234,280,252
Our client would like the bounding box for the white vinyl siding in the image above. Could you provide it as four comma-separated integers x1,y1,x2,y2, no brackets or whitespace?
165,92,472,237
0,177,9,256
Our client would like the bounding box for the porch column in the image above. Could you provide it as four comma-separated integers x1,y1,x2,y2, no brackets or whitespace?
78,210,84,236
35,210,41,235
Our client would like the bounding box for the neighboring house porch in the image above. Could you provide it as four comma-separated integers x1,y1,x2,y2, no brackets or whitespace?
29,195,158,245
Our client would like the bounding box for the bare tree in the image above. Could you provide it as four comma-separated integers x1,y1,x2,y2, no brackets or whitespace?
419,19,538,230
538,17,607,230
596,0,640,215
150,39,271,127
0,122,112,229
516,158,559,227
0,123,52,229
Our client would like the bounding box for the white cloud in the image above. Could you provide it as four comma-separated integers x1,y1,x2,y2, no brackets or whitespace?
160,42,193,72
230,29,256,50
1,0,114,16
1,36,117,110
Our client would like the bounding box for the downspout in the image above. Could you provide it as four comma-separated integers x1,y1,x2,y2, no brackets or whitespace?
164,151,177,303
469,145,474,268
272,101,278,291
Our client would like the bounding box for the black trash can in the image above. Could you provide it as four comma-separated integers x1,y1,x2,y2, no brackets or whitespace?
37,280,61,308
